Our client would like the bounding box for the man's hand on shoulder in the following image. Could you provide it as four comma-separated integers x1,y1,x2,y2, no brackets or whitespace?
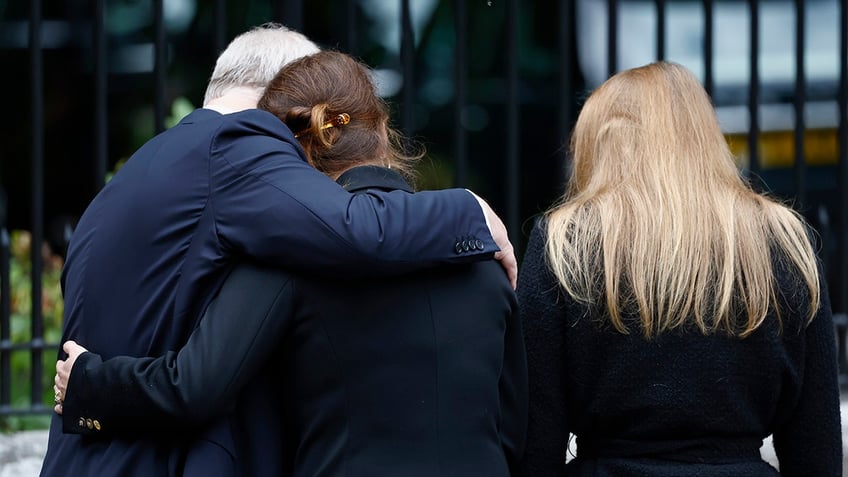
468,191,517,289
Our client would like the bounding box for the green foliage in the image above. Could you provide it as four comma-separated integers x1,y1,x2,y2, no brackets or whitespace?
1,230,64,432
165,96,196,129
415,154,455,191
106,97,196,184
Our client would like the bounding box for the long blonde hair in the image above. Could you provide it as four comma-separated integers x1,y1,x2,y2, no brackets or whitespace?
546,62,820,337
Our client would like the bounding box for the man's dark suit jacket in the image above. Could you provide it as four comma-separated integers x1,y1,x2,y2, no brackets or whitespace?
59,166,528,477
40,108,496,477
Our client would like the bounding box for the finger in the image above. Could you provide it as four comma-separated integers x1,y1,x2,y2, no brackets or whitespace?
57,359,67,374
62,340,90,358
63,340,77,354
53,383,64,414
495,244,518,289
55,366,68,394
57,360,69,382
506,250,517,288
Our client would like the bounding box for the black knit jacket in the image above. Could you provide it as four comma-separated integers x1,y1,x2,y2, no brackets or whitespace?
517,220,842,476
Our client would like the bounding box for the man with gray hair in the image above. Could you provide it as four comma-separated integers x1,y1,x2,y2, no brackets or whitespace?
41,23,514,477
202,23,320,112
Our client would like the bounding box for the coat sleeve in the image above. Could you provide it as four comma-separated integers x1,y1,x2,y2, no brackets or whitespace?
60,264,295,436
498,285,529,475
517,220,570,476
210,111,497,275
772,267,843,476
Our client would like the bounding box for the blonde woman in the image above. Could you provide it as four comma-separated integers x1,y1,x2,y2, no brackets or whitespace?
518,62,841,476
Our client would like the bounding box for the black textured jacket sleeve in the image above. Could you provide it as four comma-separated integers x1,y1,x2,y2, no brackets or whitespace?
772,266,842,476
61,264,296,436
517,220,570,476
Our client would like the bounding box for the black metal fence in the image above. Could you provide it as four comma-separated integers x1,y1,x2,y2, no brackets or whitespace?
1,0,847,417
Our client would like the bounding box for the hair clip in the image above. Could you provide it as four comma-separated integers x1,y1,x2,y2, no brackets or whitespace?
295,113,350,138
320,113,351,130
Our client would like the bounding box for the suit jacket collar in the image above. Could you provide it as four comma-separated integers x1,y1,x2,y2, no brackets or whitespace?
336,165,414,193
179,108,222,124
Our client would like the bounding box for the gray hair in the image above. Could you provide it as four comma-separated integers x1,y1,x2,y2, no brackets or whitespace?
202,23,320,106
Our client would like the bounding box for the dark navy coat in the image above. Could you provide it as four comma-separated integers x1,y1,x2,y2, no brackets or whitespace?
40,109,496,477
59,166,527,477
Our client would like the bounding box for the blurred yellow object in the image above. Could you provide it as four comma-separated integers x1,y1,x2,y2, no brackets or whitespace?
727,129,839,169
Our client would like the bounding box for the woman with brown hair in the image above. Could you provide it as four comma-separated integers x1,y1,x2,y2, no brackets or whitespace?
53,51,527,477
518,61,841,476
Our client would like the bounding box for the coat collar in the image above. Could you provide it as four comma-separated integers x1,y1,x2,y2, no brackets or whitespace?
336,165,414,193
179,108,222,124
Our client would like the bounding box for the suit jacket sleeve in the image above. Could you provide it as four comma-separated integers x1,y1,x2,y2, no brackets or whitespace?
517,220,570,476
60,264,295,436
499,284,528,475
211,110,497,275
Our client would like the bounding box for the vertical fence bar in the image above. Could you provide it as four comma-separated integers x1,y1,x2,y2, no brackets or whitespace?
400,0,415,139
94,0,107,189
273,1,282,25
0,198,10,409
559,0,574,153
607,0,618,77
748,0,761,178
454,0,467,188
153,0,166,134
506,0,519,246
704,0,714,97
656,0,665,61
30,0,45,410
793,0,806,207
839,0,848,316
214,0,226,55
278,0,303,31
837,0,848,381
345,0,358,56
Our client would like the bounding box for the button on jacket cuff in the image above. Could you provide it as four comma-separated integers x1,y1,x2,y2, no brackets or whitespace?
454,235,489,256
62,351,103,436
